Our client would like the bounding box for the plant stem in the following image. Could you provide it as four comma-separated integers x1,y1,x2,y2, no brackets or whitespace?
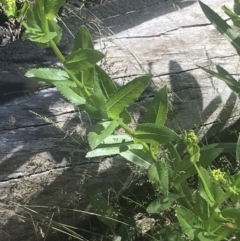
120,122,157,162
193,162,215,203
173,185,193,209
212,190,232,210
48,39,91,98
37,0,49,33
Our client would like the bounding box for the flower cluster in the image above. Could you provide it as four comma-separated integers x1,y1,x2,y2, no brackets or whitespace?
183,130,198,145
211,169,226,183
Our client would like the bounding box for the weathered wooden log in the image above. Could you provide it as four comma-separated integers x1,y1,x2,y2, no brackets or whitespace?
0,0,239,240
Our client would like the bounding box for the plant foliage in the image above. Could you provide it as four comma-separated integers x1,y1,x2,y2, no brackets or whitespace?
3,0,240,240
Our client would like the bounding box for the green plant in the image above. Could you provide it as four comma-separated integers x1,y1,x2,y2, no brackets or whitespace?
198,0,240,98
0,0,28,20
5,0,240,240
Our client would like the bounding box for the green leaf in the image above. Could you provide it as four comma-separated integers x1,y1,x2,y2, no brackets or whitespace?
236,134,240,162
25,3,42,31
1,0,17,17
215,65,240,96
215,227,232,241
82,67,97,88
198,167,224,206
176,205,203,239
85,93,108,119
148,159,169,197
54,82,85,106
234,0,240,15
48,19,62,45
88,119,122,150
72,25,94,51
155,225,184,241
96,65,117,99
65,49,104,71
106,75,151,118
194,191,210,222
120,150,151,169
180,182,193,203
173,147,223,185
102,134,133,145
86,143,143,158
147,194,182,213
204,143,236,154
199,1,240,55
165,143,182,167
144,85,168,125
134,123,180,145
26,31,57,44
87,188,118,228
221,208,240,227
222,5,240,28
196,232,218,241
119,110,131,125
25,68,70,84
44,0,66,20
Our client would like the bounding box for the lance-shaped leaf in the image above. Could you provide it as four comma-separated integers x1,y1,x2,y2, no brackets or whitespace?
88,119,122,150
176,206,203,239
96,65,117,98
44,0,66,20
107,75,152,118
222,5,240,28
86,143,143,158
25,2,41,31
198,167,224,207
194,191,209,222
147,194,182,213
102,134,133,145
80,67,97,88
85,93,108,119
198,65,240,96
134,123,180,145
234,0,240,15
148,159,169,197
120,150,151,169
72,25,94,52
173,147,223,185
25,68,70,84
96,66,131,123
144,85,168,125
206,143,236,154
65,49,104,72
199,1,240,55
54,81,85,106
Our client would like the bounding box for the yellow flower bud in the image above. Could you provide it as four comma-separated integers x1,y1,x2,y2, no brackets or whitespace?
211,169,226,182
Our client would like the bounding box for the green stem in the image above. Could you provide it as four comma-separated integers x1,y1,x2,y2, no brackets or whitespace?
48,39,90,98
173,185,193,210
206,210,217,233
37,0,49,33
49,36,158,163
212,190,232,210
193,162,215,204
120,122,157,162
